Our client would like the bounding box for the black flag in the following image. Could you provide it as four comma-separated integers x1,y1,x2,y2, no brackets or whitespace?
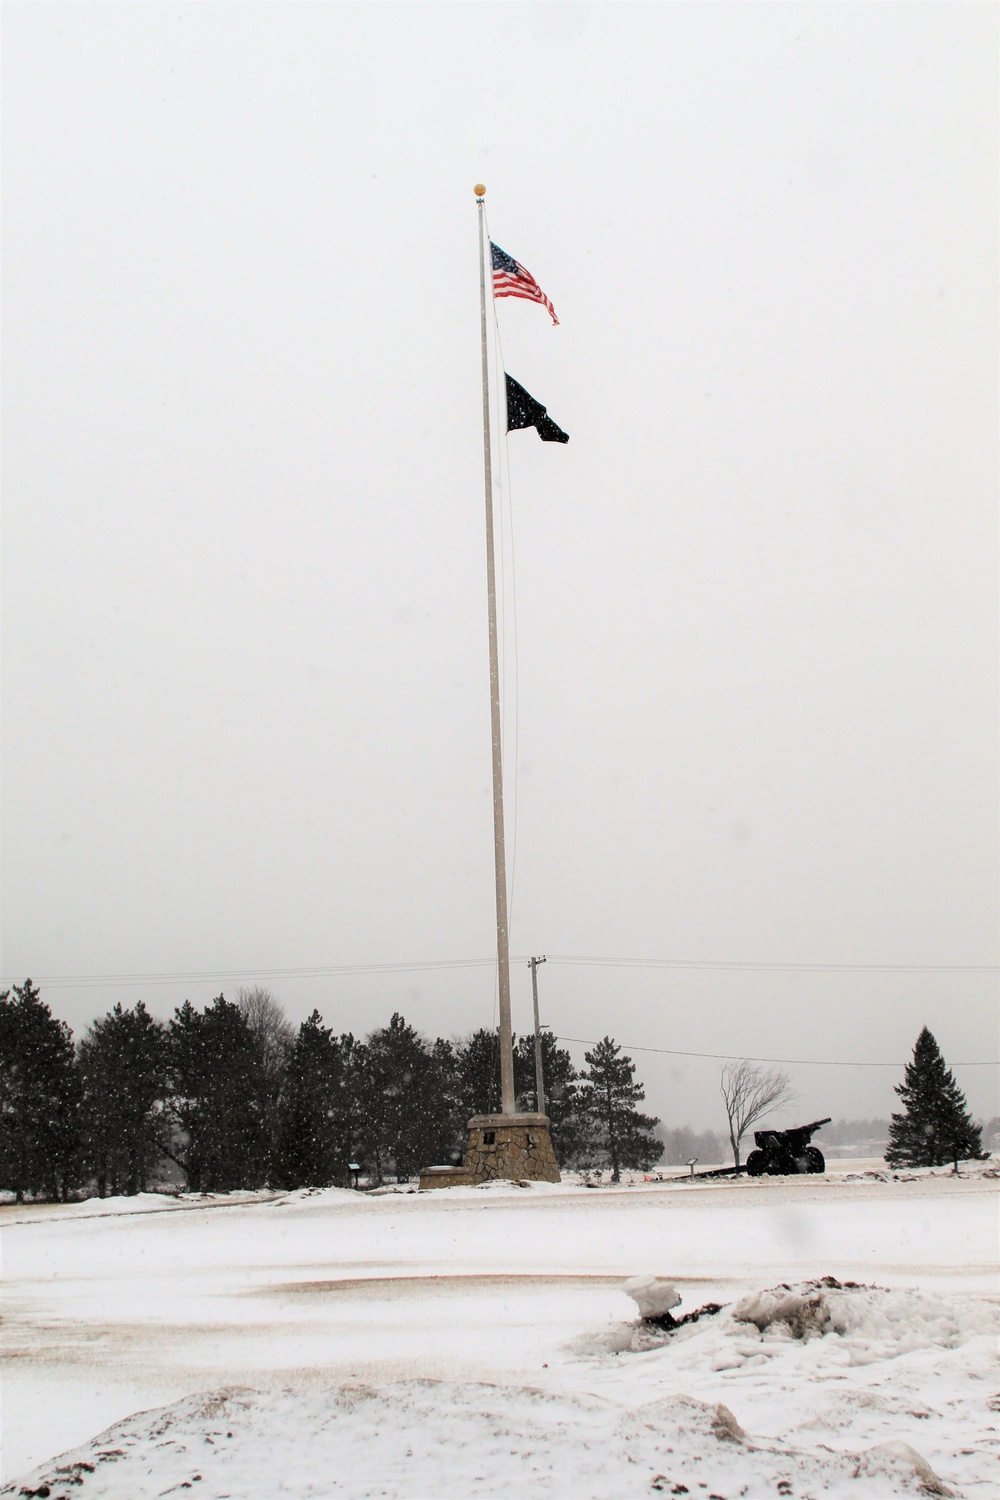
505,374,569,443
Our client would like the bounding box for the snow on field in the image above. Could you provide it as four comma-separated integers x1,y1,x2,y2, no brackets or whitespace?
2,1166,997,1497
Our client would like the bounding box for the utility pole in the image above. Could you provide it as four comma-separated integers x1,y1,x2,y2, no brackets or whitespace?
528,956,547,1115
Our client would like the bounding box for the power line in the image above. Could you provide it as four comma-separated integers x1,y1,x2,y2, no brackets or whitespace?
11,959,496,990
554,1035,998,1068
546,955,997,974
6,951,995,991
7,962,993,1068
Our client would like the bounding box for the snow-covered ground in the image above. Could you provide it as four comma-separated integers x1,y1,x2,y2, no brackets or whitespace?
2,1162,997,1497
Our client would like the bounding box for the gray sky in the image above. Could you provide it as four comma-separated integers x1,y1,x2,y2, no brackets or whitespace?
3,2,997,1132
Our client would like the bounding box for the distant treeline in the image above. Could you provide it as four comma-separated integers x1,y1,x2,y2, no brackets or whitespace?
657,1120,896,1166
0,980,664,1202
814,1118,890,1149
657,1126,729,1166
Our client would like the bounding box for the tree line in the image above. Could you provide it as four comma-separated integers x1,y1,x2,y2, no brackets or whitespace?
0,980,663,1202
1,982,987,1202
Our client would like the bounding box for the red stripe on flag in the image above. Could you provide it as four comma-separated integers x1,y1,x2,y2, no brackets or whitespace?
492,267,559,325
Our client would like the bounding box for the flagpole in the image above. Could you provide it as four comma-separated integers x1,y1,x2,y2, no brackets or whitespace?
475,184,515,1118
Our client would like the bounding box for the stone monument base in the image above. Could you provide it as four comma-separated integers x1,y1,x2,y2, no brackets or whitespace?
417,1165,474,1189
419,1113,560,1189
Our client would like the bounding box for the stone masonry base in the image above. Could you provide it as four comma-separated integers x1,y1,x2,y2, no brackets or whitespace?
419,1113,560,1189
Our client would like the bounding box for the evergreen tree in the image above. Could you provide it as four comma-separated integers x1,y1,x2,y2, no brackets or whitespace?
428,1035,465,1161
513,1032,586,1165
885,1027,984,1168
356,1014,453,1182
0,980,81,1202
273,1012,359,1188
330,1031,366,1173
79,1002,168,1196
453,1028,504,1119
579,1036,663,1181
162,996,269,1191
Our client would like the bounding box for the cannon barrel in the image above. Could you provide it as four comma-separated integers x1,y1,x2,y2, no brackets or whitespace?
752,1117,831,1149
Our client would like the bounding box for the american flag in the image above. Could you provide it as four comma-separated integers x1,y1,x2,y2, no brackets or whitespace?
491,242,559,325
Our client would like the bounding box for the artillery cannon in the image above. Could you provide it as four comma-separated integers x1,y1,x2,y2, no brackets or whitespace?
744,1117,831,1176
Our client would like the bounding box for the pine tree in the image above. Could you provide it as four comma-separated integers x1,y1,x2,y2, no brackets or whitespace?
885,1027,984,1168
513,1032,585,1164
357,1014,454,1182
79,1002,168,1196
453,1028,504,1119
0,980,81,1202
579,1036,663,1181
273,1012,358,1188
429,1036,464,1162
162,996,270,1191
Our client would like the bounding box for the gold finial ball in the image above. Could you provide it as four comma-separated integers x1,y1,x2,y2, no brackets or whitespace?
474,183,486,198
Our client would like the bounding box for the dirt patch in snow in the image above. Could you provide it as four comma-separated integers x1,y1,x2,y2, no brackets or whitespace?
261,1272,631,1300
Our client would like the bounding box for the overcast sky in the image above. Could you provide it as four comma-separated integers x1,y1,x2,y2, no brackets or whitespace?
3,2,997,1133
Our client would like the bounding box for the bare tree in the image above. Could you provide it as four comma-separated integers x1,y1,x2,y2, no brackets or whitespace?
235,986,296,1176
236,985,295,1074
720,1060,795,1168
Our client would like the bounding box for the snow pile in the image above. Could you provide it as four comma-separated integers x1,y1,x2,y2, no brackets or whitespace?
622,1276,681,1320
734,1283,833,1339
841,1160,1000,1184
0,1189,285,1226
826,1283,997,1360
2,1379,962,1500
854,1441,956,1497
732,1277,998,1360
597,1277,996,1495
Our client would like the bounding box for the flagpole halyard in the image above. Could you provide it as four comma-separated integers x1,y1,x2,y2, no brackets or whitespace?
477,187,516,1118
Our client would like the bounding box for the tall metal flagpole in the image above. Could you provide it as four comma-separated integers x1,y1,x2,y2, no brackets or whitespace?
475,184,516,1118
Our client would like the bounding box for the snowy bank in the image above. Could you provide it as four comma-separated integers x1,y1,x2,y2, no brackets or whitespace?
3,1374,972,1500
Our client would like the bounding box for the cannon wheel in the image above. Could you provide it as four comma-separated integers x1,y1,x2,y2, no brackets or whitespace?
745,1149,766,1176
805,1146,825,1174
